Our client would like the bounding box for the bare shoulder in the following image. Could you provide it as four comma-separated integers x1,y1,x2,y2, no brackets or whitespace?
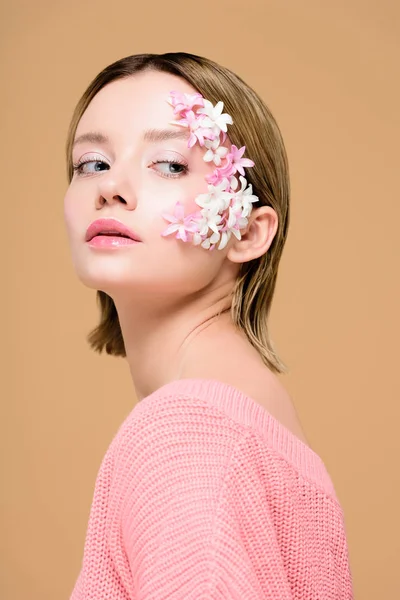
182,358,310,446
237,365,310,447
179,324,310,446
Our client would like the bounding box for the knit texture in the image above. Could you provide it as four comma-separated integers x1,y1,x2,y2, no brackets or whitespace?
70,378,354,599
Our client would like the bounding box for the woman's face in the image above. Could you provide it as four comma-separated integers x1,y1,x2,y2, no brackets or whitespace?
64,71,237,302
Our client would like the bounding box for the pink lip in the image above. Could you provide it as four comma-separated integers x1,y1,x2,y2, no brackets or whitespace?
85,218,142,248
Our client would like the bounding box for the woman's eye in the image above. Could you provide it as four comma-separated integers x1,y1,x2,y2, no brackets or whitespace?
73,159,110,176
151,160,188,178
72,157,188,178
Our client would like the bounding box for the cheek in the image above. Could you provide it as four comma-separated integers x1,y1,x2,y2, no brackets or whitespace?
63,185,89,241
63,189,76,240
183,173,210,213
168,175,210,217
139,175,209,235
141,242,222,297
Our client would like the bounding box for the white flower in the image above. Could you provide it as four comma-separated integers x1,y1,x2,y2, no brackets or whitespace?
203,138,229,166
195,179,233,214
164,89,259,252
197,100,233,134
227,206,238,229
218,230,232,250
195,215,210,237
233,176,259,218
201,230,221,249
196,211,222,235
192,232,203,246
201,237,212,249
229,175,239,190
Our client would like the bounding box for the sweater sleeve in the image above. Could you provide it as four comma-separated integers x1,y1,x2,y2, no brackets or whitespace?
111,397,295,599
205,430,295,600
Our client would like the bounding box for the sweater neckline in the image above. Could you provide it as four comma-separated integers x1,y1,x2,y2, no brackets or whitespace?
148,377,334,493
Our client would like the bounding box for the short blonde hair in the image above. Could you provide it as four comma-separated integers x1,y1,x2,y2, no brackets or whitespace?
65,52,291,374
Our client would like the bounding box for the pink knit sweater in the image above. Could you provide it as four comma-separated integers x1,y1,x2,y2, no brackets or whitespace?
70,378,354,599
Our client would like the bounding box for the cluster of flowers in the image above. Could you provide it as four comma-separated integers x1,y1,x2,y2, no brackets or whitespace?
161,91,259,250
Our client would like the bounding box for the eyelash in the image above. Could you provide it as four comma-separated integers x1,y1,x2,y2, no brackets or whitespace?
72,157,189,179
72,158,108,175
150,158,189,179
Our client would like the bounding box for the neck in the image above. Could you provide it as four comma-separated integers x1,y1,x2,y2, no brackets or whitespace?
113,286,234,400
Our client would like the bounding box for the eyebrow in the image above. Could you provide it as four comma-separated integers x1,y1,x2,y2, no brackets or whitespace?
143,128,190,143
72,132,108,148
72,127,189,149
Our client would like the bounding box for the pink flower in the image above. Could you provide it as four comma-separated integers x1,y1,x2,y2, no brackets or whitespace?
174,110,215,147
168,91,204,114
163,90,259,252
227,145,255,176
205,145,254,184
205,168,224,186
216,155,236,178
161,202,199,242
205,157,236,186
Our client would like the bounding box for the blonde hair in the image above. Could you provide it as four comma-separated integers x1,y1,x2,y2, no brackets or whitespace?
65,52,291,374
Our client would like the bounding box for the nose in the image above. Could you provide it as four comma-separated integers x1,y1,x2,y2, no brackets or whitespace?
95,163,138,210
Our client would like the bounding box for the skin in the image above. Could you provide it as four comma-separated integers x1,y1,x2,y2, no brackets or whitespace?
64,70,309,445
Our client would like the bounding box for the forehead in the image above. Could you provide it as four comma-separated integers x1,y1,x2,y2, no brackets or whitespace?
76,71,199,136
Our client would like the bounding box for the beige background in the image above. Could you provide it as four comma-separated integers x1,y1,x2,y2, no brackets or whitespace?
2,1,399,598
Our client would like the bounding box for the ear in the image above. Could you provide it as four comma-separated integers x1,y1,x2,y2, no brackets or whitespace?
226,205,279,263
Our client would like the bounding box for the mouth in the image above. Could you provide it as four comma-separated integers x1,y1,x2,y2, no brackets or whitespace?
85,218,142,243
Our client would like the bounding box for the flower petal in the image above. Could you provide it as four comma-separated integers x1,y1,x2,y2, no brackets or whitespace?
161,212,178,223
177,226,187,242
209,231,221,244
193,232,202,245
188,133,197,148
218,230,231,250
161,223,181,237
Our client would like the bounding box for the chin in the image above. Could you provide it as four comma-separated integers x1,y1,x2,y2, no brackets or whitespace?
73,258,137,293
70,246,214,299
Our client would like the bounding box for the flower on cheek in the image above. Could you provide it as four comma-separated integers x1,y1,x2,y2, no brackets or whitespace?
234,176,259,218
195,179,233,214
161,202,199,243
203,138,229,166
210,155,236,180
227,145,255,176
162,91,259,251
226,205,249,240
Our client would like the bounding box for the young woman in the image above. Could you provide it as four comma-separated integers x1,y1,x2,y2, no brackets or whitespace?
64,52,354,599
